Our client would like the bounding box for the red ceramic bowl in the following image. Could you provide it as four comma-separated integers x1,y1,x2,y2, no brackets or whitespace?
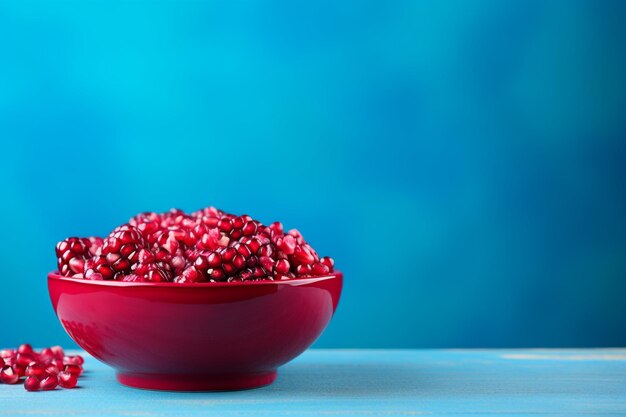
48,271,342,391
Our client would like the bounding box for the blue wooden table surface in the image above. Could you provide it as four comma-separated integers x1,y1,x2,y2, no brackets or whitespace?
1,349,625,416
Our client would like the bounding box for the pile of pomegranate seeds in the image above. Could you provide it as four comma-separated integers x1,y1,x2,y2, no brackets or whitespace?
0,344,83,391
56,206,335,283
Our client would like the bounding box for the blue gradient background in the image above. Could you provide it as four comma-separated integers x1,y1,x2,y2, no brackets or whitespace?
1,1,625,348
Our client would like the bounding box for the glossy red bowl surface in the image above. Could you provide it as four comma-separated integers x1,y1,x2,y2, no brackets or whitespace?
48,271,342,391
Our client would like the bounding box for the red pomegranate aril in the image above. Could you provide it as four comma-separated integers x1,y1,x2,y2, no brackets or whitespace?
179,266,205,283
222,263,236,275
171,255,186,271
246,256,258,268
24,376,41,391
17,344,34,356
239,269,253,280
276,235,296,255
0,365,19,384
194,255,209,271
40,375,58,391
245,237,262,254
258,244,274,257
121,274,147,282
16,353,33,367
63,356,84,366
242,221,257,236
25,363,46,379
235,243,252,258
50,358,64,369
72,355,84,366
64,364,82,376
45,365,60,376
40,348,54,359
275,259,290,274
232,216,245,229
68,258,85,274
312,262,330,275
253,266,266,278
321,256,334,270
292,245,315,265
50,346,64,359
58,371,78,389
296,264,313,276
154,247,171,262
14,364,26,377
232,254,247,270
218,218,233,232
206,252,222,268
0,349,14,359
146,267,171,282
258,256,274,273
222,247,236,262
210,268,225,281
229,229,243,240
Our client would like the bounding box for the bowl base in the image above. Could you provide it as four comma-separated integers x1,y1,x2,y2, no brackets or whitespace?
116,370,277,391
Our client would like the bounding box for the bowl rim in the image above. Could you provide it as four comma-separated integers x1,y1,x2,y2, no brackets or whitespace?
48,271,342,288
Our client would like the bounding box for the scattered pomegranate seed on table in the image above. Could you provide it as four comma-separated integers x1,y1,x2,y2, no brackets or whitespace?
0,344,83,391
55,206,336,283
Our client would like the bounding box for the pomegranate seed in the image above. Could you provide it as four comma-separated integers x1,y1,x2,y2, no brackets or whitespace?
276,235,296,255
296,264,313,276
40,375,58,391
270,221,284,235
221,247,236,262
275,259,290,274
45,365,60,376
121,274,147,282
242,221,257,236
239,269,253,280
235,243,252,258
222,263,236,275
64,364,82,377
179,266,206,283
50,346,64,359
207,252,222,268
312,262,330,275
321,256,334,270
218,218,233,232
292,245,315,265
16,353,33,367
210,268,225,281
0,349,14,359
258,244,274,257
232,254,247,270
25,363,46,379
0,365,19,384
246,256,258,268
232,216,245,229
50,358,64,369
56,237,92,276
13,364,26,377
63,356,84,366
17,343,34,356
24,376,41,391
58,371,78,389
246,238,262,254
40,348,54,359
